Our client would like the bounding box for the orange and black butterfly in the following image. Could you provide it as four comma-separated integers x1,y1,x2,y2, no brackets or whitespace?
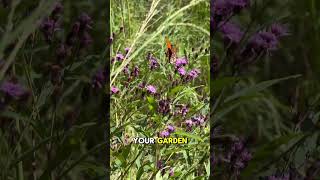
165,36,178,64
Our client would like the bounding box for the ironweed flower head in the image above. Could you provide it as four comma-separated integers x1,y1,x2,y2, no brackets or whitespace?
248,31,278,53
111,86,119,94
146,85,156,94
187,69,200,80
227,139,252,173
158,99,170,115
219,21,244,44
192,115,205,126
160,130,170,138
175,57,188,68
116,53,124,61
185,119,193,131
180,105,189,117
0,81,29,100
166,124,175,133
177,67,186,76
270,23,289,38
169,167,174,177
148,54,159,70
125,47,131,54
40,18,60,43
131,65,139,77
123,65,129,76
92,69,106,89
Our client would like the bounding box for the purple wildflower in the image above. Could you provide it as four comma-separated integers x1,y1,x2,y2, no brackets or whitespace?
169,167,174,177
219,21,244,44
167,124,175,133
111,86,119,94
187,69,200,80
185,119,193,127
158,99,170,115
40,18,60,43
148,55,159,70
192,115,205,125
0,81,29,99
92,69,106,89
270,23,289,38
125,47,131,54
248,31,278,53
123,65,129,75
177,67,186,76
116,53,124,61
214,0,233,19
175,57,188,68
146,85,156,94
131,66,139,77
160,130,170,138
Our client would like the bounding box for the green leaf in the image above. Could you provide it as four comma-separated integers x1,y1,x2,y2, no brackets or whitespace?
241,133,303,178
225,74,301,103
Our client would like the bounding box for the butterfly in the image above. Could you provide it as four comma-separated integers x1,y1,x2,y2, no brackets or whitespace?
165,36,178,64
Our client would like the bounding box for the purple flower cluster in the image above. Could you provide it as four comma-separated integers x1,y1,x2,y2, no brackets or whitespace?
212,0,250,30
146,85,156,94
92,68,107,89
111,86,119,94
0,81,30,101
147,53,159,70
184,115,206,131
159,124,175,138
65,12,93,49
158,99,170,115
219,21,244,45
40,2,63,43
226,139,252,174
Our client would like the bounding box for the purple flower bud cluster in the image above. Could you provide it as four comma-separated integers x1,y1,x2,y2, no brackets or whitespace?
172,56,201,82
147,53,159,70
111,86,119,95
146,85,157,94
213,0,250,29
66,12,93,49
226,139,252,174
0,80,30,107
92,68,107,89
158,99,171,115
175,104,189,117
40,2,63,43
184,115,206,131
159,124,175,138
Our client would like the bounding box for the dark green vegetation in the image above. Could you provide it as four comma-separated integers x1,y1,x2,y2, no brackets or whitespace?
0,1,107,179
212,0,320,179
